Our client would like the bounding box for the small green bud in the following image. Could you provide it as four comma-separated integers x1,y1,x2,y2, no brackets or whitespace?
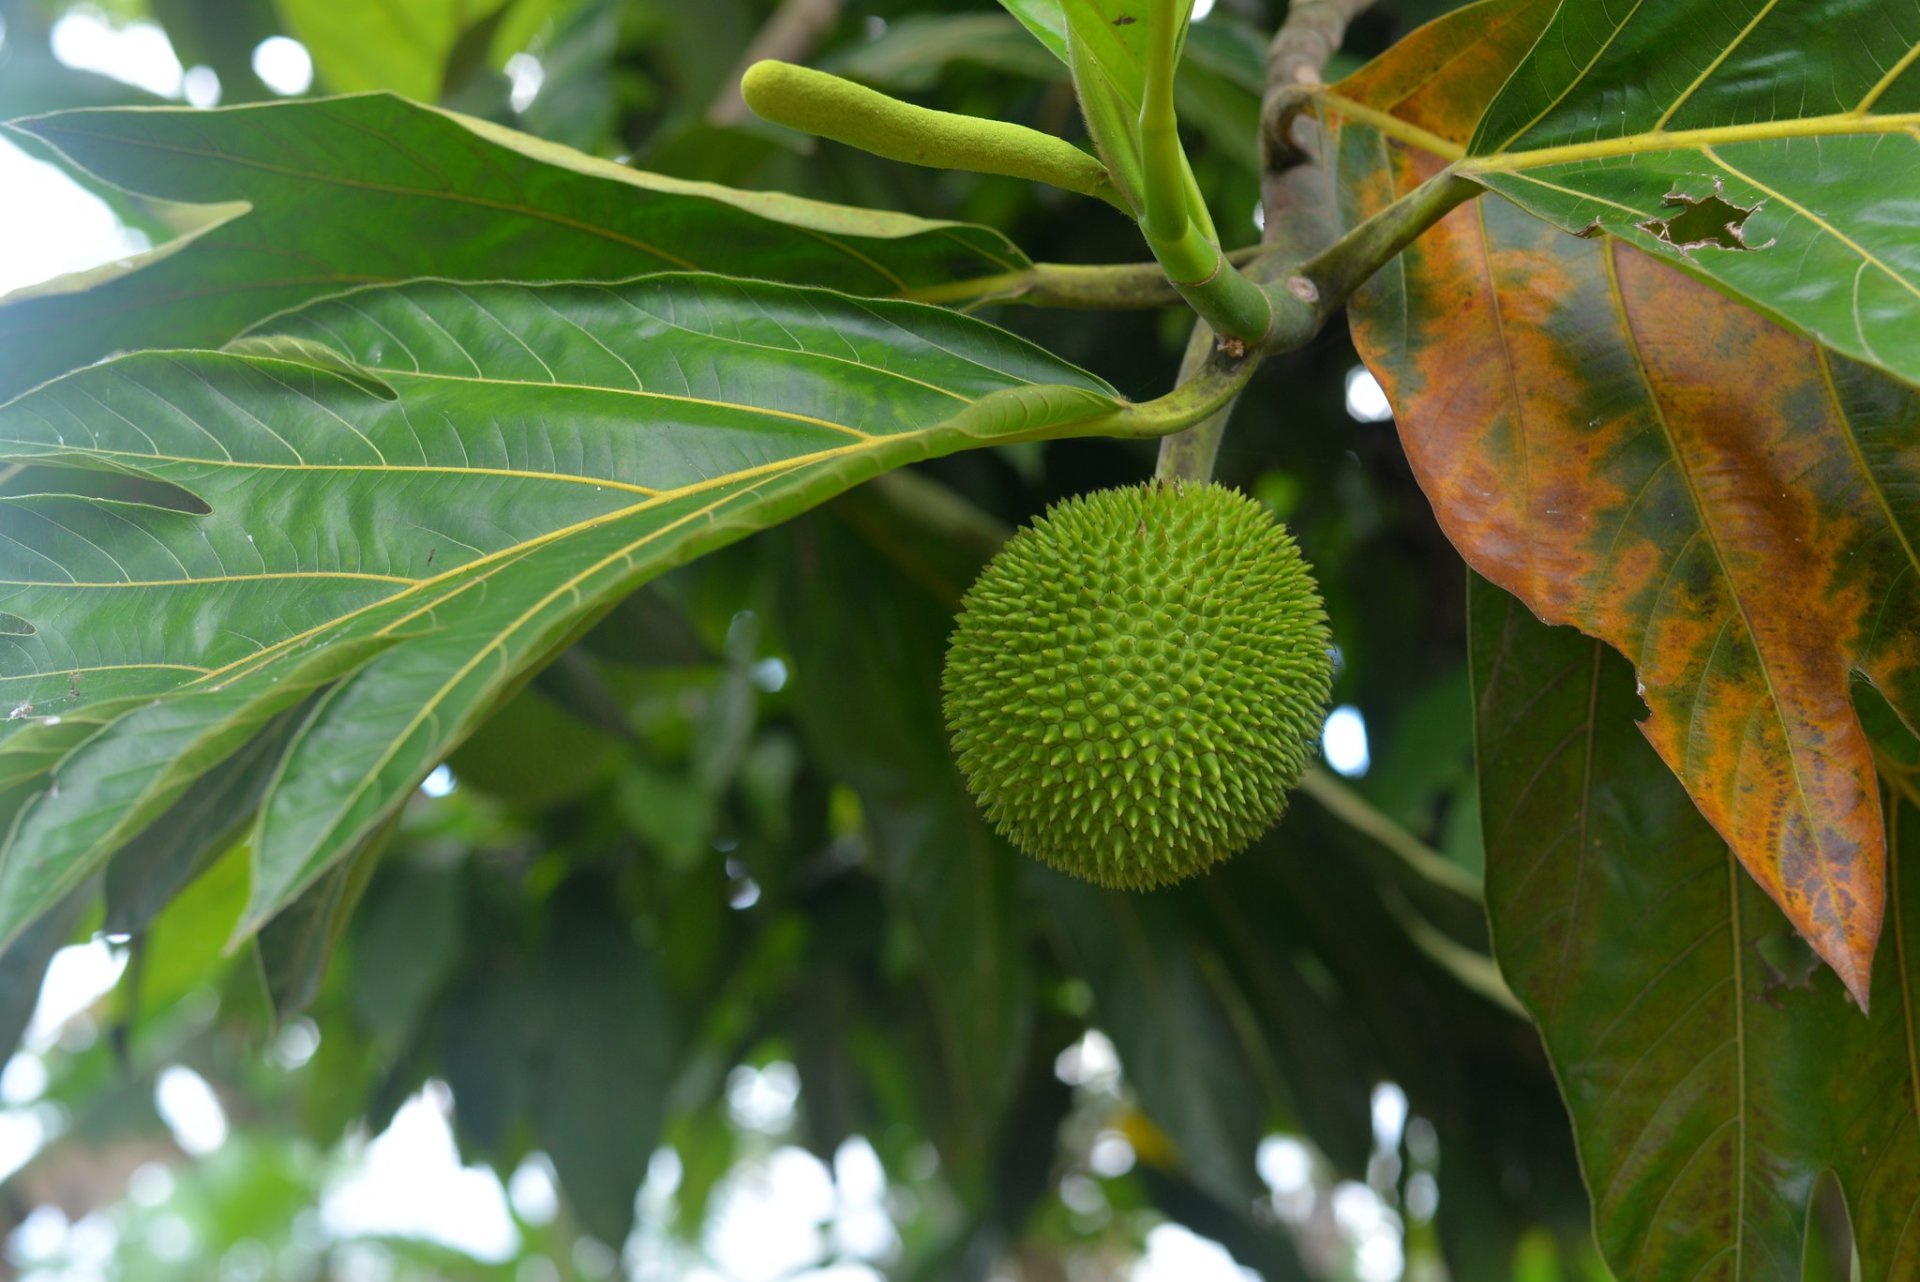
741,60,1125,209
943,483,1333,889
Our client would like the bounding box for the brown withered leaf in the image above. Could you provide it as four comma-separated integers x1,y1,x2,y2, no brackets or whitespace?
1309,0,1920,1007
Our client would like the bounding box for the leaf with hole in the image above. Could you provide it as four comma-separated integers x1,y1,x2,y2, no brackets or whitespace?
1310,0,1920,1007
1430,0,1920,386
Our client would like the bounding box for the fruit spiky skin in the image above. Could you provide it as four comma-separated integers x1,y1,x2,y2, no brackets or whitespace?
942,483,1333,889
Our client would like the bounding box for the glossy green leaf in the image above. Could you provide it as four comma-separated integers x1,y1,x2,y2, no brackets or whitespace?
996,0,1070,63
275,0,505,99
102,704,306,936
0,94,1034,399
0,884,91,1060
0,274,1132,955
256,809,396,1021
1473,574,1920,1281
1451,0,1920,385
530,883,676,1245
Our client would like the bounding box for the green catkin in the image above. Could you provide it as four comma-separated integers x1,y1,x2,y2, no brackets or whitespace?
741,61,1126,209
942,483,1333,889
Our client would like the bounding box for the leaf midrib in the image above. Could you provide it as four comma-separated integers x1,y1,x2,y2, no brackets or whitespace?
249,478,779,916
1468,112,1920,173
187,439,881,691
1319,92,1920,172
1601,243,1849,990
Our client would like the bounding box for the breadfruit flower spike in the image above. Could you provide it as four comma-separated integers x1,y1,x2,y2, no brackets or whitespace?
741,60,1129,212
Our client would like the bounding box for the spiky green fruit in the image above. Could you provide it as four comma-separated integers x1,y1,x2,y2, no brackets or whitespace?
943,483,1332,889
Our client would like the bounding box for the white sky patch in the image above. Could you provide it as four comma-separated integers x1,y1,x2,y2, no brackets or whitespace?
321,1083,520,1262
0,1109,47,1184
1053,1028,1121,1090
1190,0,1218,20
154,1066,228,1156
50,8,184,98
1089,1130,1136,1178
0,1054,47,1105
726,1061,799,1132
25,940,126,1053
704,1146,835,1282
1345,366,1394,422
1371,1082,1408,1152
1258,1135,1313,1196
182,64,220,108
831,1138,896,1262
505,52,545,113
252,36,314,95
1332,1181,1405,1282
508,1153,560,1226
420,764,457,797
1131,1224,1257,1282
1322,705,1371,777
0,139,152,299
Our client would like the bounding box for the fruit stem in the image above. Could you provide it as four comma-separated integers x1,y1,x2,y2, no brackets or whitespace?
1153,321,1236,484
741,60,1130,210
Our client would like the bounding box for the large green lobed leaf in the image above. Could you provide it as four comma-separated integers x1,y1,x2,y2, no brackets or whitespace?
0,274,1129,952
0,94,1032,400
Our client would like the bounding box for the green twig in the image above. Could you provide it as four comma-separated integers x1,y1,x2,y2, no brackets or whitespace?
1153,320,1234,483
1256,167,1481,354
900,245,1272,309
1129,0,1273,343
1297,766,1483,902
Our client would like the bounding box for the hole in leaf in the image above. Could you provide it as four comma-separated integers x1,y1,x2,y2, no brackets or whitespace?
1755,927,1824,1010
0,467,212,515
0,612,34,636
1637,183,1769,252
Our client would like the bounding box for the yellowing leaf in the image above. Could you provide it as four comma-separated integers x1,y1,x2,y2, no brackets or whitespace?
1311,0,1920,1006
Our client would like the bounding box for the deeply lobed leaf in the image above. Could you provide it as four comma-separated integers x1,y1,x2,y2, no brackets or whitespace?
0,274,1127,950
0,94,1032,399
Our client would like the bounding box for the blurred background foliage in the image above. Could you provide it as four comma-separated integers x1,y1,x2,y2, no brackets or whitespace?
0,0,1613,1278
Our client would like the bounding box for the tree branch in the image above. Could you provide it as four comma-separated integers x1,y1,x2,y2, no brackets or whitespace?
1153,320,1232,483
1255,166,1479,353
1151,0,1377,484
1262,0,1375,170
708,0,846,127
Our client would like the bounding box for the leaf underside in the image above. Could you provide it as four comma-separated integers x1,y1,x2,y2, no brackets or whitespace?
0,274,1121,951
1474,576,1920,1282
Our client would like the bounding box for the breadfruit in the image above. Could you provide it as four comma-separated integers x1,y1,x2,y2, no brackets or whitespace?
942,482,1332,888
